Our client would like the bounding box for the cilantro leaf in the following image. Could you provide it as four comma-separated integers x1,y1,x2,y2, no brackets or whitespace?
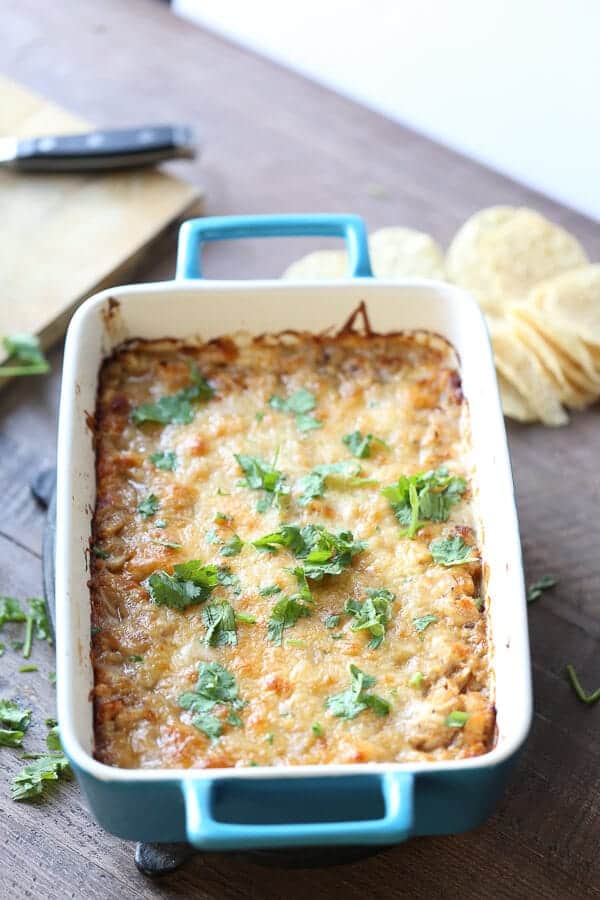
269,388,323,432
267,596,311,646
342,431,389,459
46,726,62,752
0,596,26,628
131,364,213,426
0,334,50,377
0,699,32,747
11,754,71,801
382,466,466,538
344,588,395,649
325,614,340,629
409,672,424,688
259,584,282,597
138,494,159,518
220,535,244,557
235,611,256,624
325,664,390,719
413,614,438,634
149,450,177,471
203,601,237,646
527,574,558,604
445,711,470,728
565,665,600,705
216,566,241,594
429,535,477,567
22,598,53,658
179,662,244,739
297,460,363,506
235,453,290,511
143,560,221,609
253,523,366,580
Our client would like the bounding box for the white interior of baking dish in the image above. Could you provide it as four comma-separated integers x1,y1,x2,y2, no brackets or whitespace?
56,278,531,782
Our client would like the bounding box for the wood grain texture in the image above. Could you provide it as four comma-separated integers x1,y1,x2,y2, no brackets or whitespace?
0,0,599,898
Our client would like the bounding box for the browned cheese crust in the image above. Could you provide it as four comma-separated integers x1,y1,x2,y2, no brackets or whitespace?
90,330,495,769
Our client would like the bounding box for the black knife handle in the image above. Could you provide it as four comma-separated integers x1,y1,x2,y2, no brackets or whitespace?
14,125,196,172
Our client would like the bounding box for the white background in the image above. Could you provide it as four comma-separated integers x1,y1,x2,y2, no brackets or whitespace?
174,0,600,221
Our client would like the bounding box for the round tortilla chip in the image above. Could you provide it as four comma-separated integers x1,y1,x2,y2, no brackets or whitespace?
283,227,445,281
514,303,600,393
528,264,600,347
488,317,568,426
368,227,446,279
497,372,537,422
282,250,348,280
446,206,588,315
507,304,597,408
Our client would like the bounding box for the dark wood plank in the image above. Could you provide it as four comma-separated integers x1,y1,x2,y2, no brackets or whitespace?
0,0,599,897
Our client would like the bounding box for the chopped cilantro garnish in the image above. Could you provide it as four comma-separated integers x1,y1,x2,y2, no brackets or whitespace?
214,511,232,524
0,644,5,657
155,519,167,529
143,560,223,609
325,665,390,719
11,754,71,801
92,545,108,559
0,700,32,747
312,722,324,737
0,596,26,628
325,614,340,629
227,711,243,727
138,494,159,518
48,671,56,685
22,598,52,659
0,333,50,377
565,665,600,704
342,431,389,459
429,535,476,567
344,588,395,649
267,596,311,646
255,411,265,422
128,654,144,663
19,666,38,673
149,450,177,471
269,388,322,432
220,534,244,557
45,717,58,728
409,672,424,688
253,523,366,581
445,711,470,728
265,732,274,744
286,638,306,648
152,539,182,549
46,725,62,752
382,466,466,538
527,574,558,604
131,364,213,426
235,611,256,624
259,584,282,597
179,662,244,740
205,528,219,544
203,601,237,647
235,453,290,511
413,614,438,634
297,460,375,506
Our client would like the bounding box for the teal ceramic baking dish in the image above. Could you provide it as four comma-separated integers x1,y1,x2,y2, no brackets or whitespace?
56,214,532,851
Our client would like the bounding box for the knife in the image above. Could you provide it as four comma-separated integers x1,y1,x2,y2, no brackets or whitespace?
0,124,197,172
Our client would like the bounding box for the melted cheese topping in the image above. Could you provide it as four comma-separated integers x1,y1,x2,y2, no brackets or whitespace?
91,331,494,769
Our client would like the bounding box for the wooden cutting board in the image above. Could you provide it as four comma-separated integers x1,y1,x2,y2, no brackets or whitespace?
0,75,203,365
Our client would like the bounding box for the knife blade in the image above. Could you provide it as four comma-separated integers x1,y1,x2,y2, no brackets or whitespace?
0,124,197,172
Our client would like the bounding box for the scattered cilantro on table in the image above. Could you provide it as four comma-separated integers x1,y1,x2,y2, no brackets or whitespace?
0,700,32,748
0,334,50,377
527,574,558,604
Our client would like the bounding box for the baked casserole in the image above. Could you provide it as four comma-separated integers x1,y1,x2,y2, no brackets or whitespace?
90,322,494,769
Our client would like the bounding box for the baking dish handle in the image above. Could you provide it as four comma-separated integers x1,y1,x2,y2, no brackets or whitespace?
175,213,373,280
182,771,413,850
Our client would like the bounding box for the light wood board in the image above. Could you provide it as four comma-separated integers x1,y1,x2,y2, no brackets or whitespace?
0,74,202,364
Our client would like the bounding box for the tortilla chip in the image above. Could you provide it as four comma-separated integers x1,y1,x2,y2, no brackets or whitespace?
528,264,600,347
368,227,445,279
488,317,568,426
282,250,348,280
283,227,445,281
446,206,588,315
497,373,537,422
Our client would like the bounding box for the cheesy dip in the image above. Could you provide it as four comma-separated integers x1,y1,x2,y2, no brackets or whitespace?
90,327,494,769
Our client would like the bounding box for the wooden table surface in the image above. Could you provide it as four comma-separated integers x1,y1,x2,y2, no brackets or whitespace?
2,1,599,897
